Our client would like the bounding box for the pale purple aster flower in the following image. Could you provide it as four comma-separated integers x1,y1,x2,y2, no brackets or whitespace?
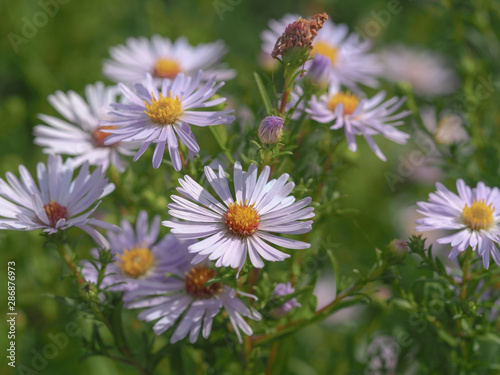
103,35,235,84
258,116,284,144
123,250,261,343
81,210,187,291
272,282,301,316
101,71,235,170
306,83,411,161
0,155,116,248
379,45,459,96
33,82,137,173
415,179,500,269
163,162,314,276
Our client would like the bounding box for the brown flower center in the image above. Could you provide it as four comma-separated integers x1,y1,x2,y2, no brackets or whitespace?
184,266,221,299
43,200,68,226
92,126,117,147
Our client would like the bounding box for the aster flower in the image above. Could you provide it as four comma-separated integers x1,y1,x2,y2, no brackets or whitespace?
163,162,314,275
306,83,411,161
123,251,261,343
379,45,459,96
415,179,500,269
33,82,137,173
103,35,235,84
272,282,301,316
261,15,381,89
101,71,235,170
0,155,116,248
81,210,187,291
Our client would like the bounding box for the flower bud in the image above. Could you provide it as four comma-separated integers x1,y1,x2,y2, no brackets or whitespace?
79,281,99,302
385,239,408,263
258,116,284,145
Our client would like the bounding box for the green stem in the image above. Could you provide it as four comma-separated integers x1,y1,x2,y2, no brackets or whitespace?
209,126,235,164
460,249,473,302
55,240,150,375
252,259,387,346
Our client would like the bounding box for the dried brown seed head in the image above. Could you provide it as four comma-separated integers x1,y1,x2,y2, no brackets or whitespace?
271,13,329,59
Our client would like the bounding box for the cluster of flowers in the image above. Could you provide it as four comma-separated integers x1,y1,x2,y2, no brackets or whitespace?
0,12,490,346
0,23,316,342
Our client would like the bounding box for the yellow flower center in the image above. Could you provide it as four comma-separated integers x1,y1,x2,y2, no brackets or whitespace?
328,92,360,115
118,247,155,278
463,199,494,230
312,41,338,65
43,200,68,226
225,200,260,237
92,126,117,147
153,58,182,79
184,266,221,299
144,92,183,125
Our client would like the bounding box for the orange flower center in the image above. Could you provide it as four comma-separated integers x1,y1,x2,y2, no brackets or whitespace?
184,266,221,299
225,200,260,237
153,58,182,79
117,247,155,278
327,92,360,115
92,126,117,147
43,199,68,226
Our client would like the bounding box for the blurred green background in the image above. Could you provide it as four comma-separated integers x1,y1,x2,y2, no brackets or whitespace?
0,0,486,374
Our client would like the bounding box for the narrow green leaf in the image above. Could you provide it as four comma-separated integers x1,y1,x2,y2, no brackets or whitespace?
254,72,274,115
326,249,341,293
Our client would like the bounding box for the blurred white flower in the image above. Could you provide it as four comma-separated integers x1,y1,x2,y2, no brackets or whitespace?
103,35,235,84
34,82,137,172
379,45,459,96
421,106,469,145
